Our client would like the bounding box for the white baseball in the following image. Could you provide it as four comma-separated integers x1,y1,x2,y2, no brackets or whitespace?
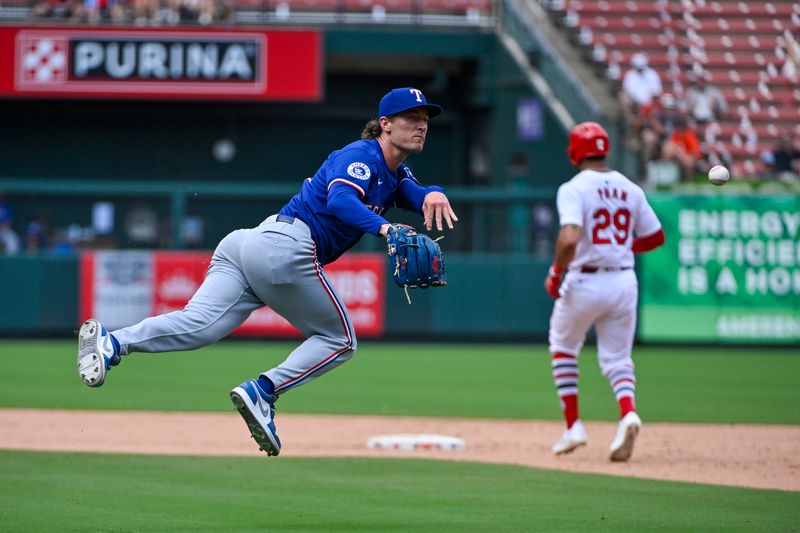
708,165,730,186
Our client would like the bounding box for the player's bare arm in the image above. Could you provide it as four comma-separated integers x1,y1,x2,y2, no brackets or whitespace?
553,224,581,269
422,191,458,231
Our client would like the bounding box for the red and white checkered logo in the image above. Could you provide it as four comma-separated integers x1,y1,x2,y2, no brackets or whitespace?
20,35,68,84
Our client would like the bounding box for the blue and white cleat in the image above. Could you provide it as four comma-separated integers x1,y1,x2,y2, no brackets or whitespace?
77,319,119,388
230,380,281,456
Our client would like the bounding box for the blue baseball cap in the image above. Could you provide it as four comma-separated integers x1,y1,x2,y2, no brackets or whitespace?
378,87,443,118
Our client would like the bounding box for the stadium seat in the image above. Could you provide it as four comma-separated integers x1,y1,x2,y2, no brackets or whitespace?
685,3,798,18
697,35,784,51
547,0,800,178
703,18,799,33
563,0,665,16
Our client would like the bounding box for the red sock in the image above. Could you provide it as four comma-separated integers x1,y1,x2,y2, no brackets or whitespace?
619,396,635,418
552,352,580,428
562,394,579,428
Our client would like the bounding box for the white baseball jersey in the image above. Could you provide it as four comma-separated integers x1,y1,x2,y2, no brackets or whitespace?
556,169,661,271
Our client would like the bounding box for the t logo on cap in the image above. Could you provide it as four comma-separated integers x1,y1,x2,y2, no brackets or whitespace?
378,87,443,119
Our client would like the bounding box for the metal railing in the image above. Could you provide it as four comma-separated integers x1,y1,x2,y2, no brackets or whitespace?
1,177,559,254
0,0,496,27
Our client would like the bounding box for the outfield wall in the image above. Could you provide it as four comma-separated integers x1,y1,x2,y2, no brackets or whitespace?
2,193,797,343
0,254,555,340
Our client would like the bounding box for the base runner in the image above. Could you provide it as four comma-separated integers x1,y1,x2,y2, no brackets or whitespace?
544,122,665,462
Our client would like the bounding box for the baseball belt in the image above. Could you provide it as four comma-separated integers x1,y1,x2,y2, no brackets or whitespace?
580,266,632,273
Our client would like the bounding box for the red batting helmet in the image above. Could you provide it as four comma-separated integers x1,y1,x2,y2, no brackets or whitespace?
567,121,610,165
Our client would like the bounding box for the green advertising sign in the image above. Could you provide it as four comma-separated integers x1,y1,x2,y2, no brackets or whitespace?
640,194,800,343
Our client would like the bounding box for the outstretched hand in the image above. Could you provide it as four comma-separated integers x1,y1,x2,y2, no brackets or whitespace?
422,191,459,231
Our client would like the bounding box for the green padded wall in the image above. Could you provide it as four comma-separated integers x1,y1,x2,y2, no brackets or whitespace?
0,255,554,340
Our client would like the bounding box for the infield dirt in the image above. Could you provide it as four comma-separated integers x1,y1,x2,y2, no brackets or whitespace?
1,408,798,492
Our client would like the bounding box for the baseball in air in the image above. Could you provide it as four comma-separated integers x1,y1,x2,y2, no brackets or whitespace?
708,165,730,186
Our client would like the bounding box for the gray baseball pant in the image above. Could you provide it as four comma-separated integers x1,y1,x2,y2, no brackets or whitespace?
111,214,357,394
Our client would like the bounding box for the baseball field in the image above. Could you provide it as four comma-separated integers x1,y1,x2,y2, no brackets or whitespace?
1,340,798,531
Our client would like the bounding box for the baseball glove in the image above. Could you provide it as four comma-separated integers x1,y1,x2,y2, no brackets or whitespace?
386,224,446,302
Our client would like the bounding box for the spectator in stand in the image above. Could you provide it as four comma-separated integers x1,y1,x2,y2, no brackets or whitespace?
769,131,800,182
159,0,214,25
640,92,682,164
25,221,49,254
684,70,728,125
780,29,800,83
49,229,78,256
181,0,214,25
82,0,126,23
24,212,54,254
132,0,159,25
31,0,82,18
0,195,21,256
620,53,663,132
215,0,232,23
661,116,704,181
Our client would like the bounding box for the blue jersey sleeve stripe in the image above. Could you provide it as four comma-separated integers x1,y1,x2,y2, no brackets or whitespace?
328,178,365,197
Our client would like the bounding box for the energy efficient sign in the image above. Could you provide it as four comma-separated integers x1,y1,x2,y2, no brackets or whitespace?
640,195,800,343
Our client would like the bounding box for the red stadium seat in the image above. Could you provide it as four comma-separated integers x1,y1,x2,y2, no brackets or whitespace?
693,51,781,69
564,0,665,16
695,35,783,51
719,87,800,105
590,33,678,49
685,2,798,19
701,18,800,34
567,14,682,32
553,0,800,177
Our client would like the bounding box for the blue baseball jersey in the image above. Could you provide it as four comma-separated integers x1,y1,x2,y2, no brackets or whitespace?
280,139,443,265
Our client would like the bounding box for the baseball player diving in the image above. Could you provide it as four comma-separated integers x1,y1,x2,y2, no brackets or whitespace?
545,122,664,462
76,87,458,456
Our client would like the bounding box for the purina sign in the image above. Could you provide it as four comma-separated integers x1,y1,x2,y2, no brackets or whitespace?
69,38,258,81
0,26,321,100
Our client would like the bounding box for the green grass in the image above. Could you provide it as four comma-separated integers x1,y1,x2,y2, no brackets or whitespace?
1,451,797,533
1,340,799,423
1,340,798,531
